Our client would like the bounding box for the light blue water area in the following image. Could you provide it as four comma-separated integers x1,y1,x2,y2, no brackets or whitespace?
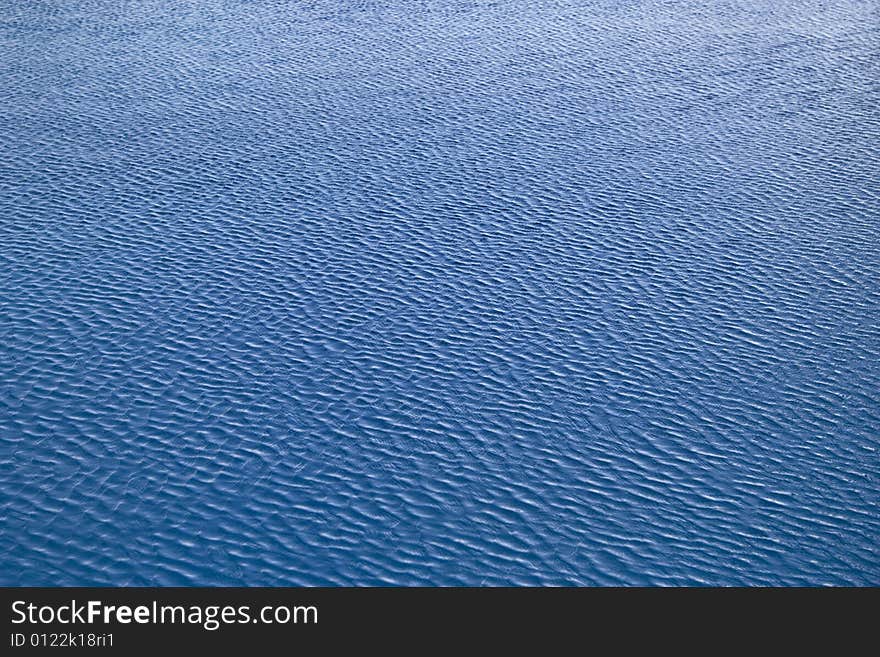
1,0,878,585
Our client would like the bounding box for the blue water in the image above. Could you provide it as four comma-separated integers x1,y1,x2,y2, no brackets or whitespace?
2,0,878,586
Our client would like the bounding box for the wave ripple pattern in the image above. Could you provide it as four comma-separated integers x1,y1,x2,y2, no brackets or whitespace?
1,0,878,585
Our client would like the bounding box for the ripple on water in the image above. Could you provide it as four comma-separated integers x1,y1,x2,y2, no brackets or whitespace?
1,0,878,585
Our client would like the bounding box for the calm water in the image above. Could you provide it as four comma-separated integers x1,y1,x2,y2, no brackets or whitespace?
1,0,878,585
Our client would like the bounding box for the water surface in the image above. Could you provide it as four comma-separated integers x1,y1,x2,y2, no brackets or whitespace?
1,0,878,585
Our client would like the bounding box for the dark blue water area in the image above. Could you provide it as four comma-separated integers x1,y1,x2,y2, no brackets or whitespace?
1,1,878,586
